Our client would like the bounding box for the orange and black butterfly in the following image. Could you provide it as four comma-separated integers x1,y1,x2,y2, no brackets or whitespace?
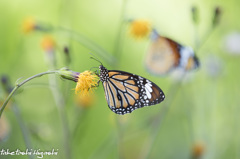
98,64,165,115
145,29,199,75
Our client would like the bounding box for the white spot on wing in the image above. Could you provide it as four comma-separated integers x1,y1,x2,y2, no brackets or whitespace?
145,83,152,93
146,90,151,99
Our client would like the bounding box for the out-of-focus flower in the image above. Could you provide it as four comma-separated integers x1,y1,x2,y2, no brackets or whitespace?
224,32,240,55
63,46,71,65
129,19,152,39
212,7,222,27
1,75,13,109
0,115,10,142
22,17,36,33
1,75,13,93
192,141,205,159
22,17,53,34
204,54,223,78
75,71,99,97
41,35,56,53
75,94,94,108
41,35,56,67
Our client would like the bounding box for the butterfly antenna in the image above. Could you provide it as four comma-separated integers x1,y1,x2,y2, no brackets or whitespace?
89,53,103,65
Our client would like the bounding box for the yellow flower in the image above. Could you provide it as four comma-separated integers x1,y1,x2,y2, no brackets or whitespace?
22,17,36,33
75,71,99,97
75,94,95,108
192,141,205,158
41,35,56,52
129,19,152,39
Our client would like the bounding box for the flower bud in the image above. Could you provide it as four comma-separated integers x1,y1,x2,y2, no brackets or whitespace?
57,67,80,82
1,75,13,93
213,7,222,27
191,6,199,25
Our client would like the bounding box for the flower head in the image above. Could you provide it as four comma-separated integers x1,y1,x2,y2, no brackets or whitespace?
22,17,36,33
75,71,99,97
129,19,152,39
41,35,56,52
192,141,205,158
57,67,80,82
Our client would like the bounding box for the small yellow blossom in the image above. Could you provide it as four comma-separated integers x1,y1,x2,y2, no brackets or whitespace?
192,141,205,158
22,17,36,33
41,35,56,52
129,19,152,39
75,71,99,97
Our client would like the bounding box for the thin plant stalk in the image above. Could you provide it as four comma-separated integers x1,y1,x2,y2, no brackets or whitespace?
0,71,57,118
12,103,34,159
36,21,117,65
72,108,87,138
139,77,185,159
47,69,71,159
115,117,124,159
195,28,213,51
88,132,115,159
193,21,200,51
113,0,128,58
55,27,117,65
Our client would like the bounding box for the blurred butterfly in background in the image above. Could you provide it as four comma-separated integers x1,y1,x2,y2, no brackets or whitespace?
145,29,199,76
92,58,165,115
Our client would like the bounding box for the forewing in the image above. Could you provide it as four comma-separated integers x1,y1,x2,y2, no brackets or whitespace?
103,70,165,115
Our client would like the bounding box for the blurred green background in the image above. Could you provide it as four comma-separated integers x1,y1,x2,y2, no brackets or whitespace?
0,0,240,159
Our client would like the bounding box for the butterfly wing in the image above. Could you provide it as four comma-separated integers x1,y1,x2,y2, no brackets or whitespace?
178,46,200,70
145,36,181,75
102,70,165,115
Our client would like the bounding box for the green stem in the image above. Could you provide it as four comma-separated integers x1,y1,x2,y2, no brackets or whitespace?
48,73,71,159
0,71,57,118
55,27,117,65
115,117,124,159
12,103,34,159
88,132,115,159
195,26,216,51
140,78,185,159
193,23,199,51
36,20,117,64
113,0,128,58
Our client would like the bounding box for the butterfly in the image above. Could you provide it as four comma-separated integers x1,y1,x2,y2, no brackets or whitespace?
98,64,165,115
145,29,199,76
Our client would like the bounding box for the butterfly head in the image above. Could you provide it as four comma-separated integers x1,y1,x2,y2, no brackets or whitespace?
99,65,109,82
